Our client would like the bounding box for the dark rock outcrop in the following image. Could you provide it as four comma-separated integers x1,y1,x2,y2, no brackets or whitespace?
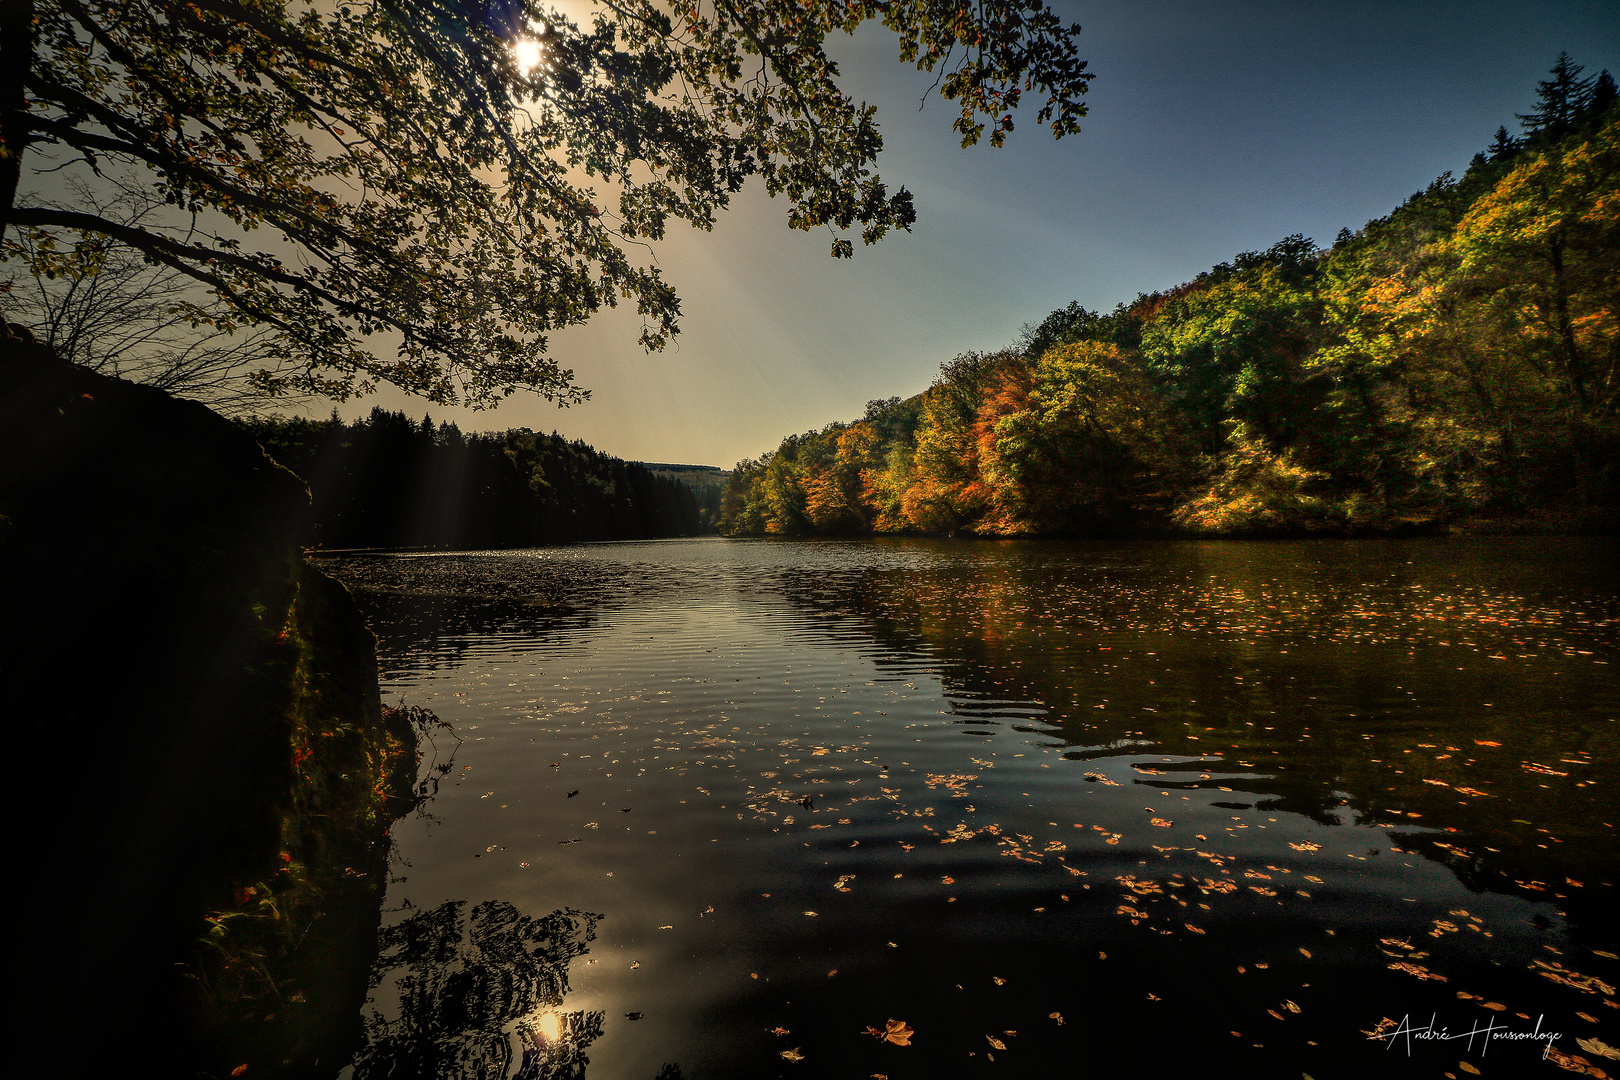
1,341,406,1076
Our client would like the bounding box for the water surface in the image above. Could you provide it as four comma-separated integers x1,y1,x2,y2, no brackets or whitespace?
323,537,1619,1079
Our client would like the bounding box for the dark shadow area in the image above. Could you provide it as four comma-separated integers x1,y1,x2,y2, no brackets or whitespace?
1,343,413,1077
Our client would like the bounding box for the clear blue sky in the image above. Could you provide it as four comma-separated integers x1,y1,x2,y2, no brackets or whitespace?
335,0,1620,469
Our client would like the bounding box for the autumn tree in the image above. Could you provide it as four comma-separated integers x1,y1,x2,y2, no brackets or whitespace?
976,341,1182,533
2,0,1091,406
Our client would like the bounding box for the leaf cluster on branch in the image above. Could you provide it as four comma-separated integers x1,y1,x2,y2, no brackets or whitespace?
1,0,1090,407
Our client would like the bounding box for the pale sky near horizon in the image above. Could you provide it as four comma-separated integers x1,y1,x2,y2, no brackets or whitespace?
327,0,1620,470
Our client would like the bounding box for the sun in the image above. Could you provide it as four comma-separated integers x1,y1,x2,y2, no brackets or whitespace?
513,36,543,76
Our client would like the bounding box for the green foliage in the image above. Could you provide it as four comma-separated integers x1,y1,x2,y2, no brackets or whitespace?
3,0,1090,406
718,59,1620,538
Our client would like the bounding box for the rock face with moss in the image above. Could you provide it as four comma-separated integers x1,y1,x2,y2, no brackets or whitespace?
1,340,414,1078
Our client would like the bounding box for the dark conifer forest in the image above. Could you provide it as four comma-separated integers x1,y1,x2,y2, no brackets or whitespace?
720,58,1620,538
245,409,706,549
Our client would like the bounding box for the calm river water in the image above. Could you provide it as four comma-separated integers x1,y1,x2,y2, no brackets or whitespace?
320,537,1619,1080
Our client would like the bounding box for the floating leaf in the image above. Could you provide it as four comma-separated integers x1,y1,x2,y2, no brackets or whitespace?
1577,1038,1620,1060
1546,1045,1604,1075
780,1048,805,1063
865,1019,913,1046
1534,961,1616,996
986,1035,1006,1051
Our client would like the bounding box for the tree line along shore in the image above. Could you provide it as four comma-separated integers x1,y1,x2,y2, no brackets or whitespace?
720,61,1619,539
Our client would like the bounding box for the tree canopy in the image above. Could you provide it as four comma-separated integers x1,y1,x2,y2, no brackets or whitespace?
1,0,1091,407
718,63,1620,538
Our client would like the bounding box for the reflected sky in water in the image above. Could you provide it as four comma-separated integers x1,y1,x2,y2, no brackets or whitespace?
326,536,1619,1079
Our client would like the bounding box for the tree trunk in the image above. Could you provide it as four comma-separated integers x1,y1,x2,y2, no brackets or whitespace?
0,0,36,245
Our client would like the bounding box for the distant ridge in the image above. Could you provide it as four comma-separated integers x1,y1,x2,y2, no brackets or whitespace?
637,462,724,473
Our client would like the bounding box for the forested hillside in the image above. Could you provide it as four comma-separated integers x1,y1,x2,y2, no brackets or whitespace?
246,409,704,549
720,58,1619,537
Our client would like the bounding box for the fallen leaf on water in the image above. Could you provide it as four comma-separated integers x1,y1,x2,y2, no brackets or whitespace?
1578,1037,1620,1060
1151,818,1173,828
1481,1002,1506,1011
1389,961,1446,982
986,1035,1006,1051
803,911,818,917
630,961,640,969
1534,961,1617,996
626,1012,644,1020
865,1019,914,1046
1459,1063,1480,1076
1049,1012,1064,1025
1545,1045,1605,1075
1300,948,1312,958
992,976,1007,985
770,1027,790,1036
780,1048,805,1063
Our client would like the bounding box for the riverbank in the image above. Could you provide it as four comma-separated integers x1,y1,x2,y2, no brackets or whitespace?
0,341,419,1078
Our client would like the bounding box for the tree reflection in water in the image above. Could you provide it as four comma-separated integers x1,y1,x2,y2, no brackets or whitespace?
350,899,604,1079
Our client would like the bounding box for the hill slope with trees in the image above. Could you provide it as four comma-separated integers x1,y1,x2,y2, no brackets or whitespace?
720,57,1619,538
247,409,705,549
